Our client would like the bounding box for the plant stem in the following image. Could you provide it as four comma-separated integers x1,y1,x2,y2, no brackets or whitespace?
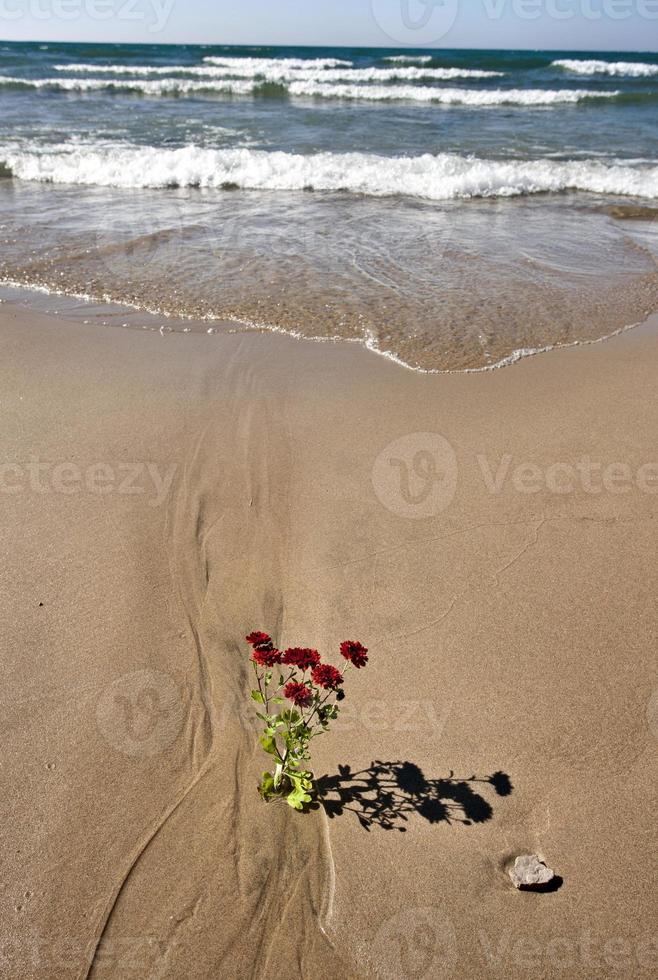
304,688,336,729
252,661,266,708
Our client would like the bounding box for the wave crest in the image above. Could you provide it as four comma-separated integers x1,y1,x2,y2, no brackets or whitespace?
0,75,616,106
553,58,658,77
285,82,615,105
53,62,504,82
202,55,353,69
383,55,433,64
2,143,657,199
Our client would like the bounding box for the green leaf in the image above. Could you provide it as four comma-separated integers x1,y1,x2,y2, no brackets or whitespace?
285,773,313,811
264,670,273,686
271,697,284,704
318,703,339,728
259,734,280,758
258,771,277,801
251,690,265,703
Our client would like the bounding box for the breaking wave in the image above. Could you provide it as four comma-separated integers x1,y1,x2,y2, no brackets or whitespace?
0,75,617,106
383,55,433,64
202,55,353,69
552,58,658,77
284,82,616,105
53,62,504,82
2,143,657,199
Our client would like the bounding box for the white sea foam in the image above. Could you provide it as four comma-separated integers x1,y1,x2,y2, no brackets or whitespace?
552,58,658,77
54,62,504,82
55,62,232,76
202,55,352,69
0,75,615,107
383,55,433,64
2,143,657,199
304,62,503,82
286,82,616,105
0,75,256,96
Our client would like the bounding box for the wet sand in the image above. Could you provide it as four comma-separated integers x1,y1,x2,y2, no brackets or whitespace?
1,296,657,979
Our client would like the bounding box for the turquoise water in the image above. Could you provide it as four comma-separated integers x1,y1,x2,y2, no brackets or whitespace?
1,42,657,369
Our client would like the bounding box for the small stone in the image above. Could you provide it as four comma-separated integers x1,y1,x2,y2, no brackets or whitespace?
509,854,555,890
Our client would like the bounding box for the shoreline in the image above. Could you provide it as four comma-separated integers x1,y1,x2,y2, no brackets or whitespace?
1,294,657,979
2,279,657,377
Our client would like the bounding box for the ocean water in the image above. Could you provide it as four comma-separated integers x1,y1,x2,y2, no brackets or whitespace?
1,41,657,370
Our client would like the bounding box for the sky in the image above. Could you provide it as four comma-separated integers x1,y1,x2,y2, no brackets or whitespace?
0,0,657,51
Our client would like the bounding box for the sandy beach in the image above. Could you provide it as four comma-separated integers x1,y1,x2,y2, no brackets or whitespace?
1,293,656,979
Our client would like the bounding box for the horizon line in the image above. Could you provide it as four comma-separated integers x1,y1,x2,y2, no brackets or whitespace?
1,38,658,54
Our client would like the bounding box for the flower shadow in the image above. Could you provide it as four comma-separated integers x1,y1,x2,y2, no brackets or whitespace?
317,761,512,831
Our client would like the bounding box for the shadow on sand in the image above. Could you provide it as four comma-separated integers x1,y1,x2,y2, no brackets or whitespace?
317,761,513,831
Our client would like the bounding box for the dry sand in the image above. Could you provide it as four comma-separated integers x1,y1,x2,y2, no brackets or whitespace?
0,296,657,979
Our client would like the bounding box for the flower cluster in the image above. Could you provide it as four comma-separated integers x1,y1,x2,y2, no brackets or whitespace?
245,631,282,667
283,681,313,708
311,663,343,690
340,640,368,668
282,647,321,670
246,630,370,810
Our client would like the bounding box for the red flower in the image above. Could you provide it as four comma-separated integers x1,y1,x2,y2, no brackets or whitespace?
282,647,321,670
284,681,313,708
311,664,344,690
340,640,368,668
251,646,282,667
246,631,273,651
246,631,281,666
